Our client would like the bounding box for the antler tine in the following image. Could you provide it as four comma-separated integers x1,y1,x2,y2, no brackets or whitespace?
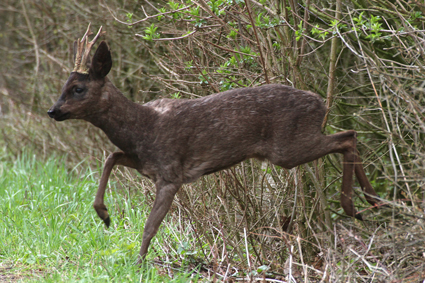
73,23,93,73
80,23,93,43
89,25,103,45
76,25,105,74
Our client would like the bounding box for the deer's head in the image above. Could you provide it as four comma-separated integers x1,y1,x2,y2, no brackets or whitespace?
48,24,112,121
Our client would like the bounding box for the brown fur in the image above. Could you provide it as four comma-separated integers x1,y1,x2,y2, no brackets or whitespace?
48,40,381,263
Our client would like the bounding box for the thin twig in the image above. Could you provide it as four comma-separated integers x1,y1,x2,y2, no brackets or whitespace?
136,30,197,41
322,0,341,130
20,0,39,105
206,40,259,57
243,0,270,84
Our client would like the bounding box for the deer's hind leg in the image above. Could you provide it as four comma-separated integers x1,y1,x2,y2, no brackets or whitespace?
274,130,363,219
340,141,362,220
93,152,136,227
319,130,362,219
354,151,381,207
330,131,381,219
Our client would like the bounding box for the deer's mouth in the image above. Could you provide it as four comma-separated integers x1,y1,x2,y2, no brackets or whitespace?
47,108,71,121
54,112,71,121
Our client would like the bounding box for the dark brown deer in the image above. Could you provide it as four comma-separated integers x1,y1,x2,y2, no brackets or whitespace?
48,25,381,263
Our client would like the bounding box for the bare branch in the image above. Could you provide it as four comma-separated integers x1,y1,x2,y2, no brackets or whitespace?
136,30,197,41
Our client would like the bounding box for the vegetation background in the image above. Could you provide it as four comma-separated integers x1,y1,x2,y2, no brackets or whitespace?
1,0,424,281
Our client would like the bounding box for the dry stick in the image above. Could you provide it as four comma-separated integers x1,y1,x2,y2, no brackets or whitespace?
286,168,298,233
21,0,39,108
243,228,251,275
136,30,197,41
288,244,294,282
295,0,311,67
297,236,309,283
206,40,259,57
322,0,342,130
244,0,270,84
304,164,332,234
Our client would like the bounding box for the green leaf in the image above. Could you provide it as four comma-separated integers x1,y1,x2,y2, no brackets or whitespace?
143,23,160,41
257,265,270,273
227,30,238,39
171,92,182,99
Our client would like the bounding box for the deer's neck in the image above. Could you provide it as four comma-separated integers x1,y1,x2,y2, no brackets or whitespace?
85,83,156,153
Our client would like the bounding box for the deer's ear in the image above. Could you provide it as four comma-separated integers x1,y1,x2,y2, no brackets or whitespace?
91,41,112,78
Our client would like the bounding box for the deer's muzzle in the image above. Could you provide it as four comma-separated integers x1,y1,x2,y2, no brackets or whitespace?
47,106,70,121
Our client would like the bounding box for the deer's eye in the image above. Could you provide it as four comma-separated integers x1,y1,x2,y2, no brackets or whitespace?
75,87,84,94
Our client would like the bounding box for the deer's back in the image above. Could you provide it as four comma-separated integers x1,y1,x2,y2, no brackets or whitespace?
143,84,326,183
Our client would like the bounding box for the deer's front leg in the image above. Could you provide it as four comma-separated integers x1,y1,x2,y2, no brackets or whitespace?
93,152,135,227
138,180,180,264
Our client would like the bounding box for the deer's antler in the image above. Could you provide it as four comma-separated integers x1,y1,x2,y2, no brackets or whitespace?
73,23,104,74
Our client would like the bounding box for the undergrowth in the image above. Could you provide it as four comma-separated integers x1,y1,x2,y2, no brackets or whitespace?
0,153,199,282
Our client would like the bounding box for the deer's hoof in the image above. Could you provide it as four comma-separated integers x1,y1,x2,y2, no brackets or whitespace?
103,216,111,228
355,213,363,221
93,203,110,224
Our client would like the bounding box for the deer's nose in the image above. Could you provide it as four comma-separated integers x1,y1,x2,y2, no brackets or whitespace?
47,108,56,118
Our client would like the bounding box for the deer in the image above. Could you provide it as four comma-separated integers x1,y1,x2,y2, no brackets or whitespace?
47,24,382,264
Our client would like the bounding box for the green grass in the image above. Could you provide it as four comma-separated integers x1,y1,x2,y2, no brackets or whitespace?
0,153,199,282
